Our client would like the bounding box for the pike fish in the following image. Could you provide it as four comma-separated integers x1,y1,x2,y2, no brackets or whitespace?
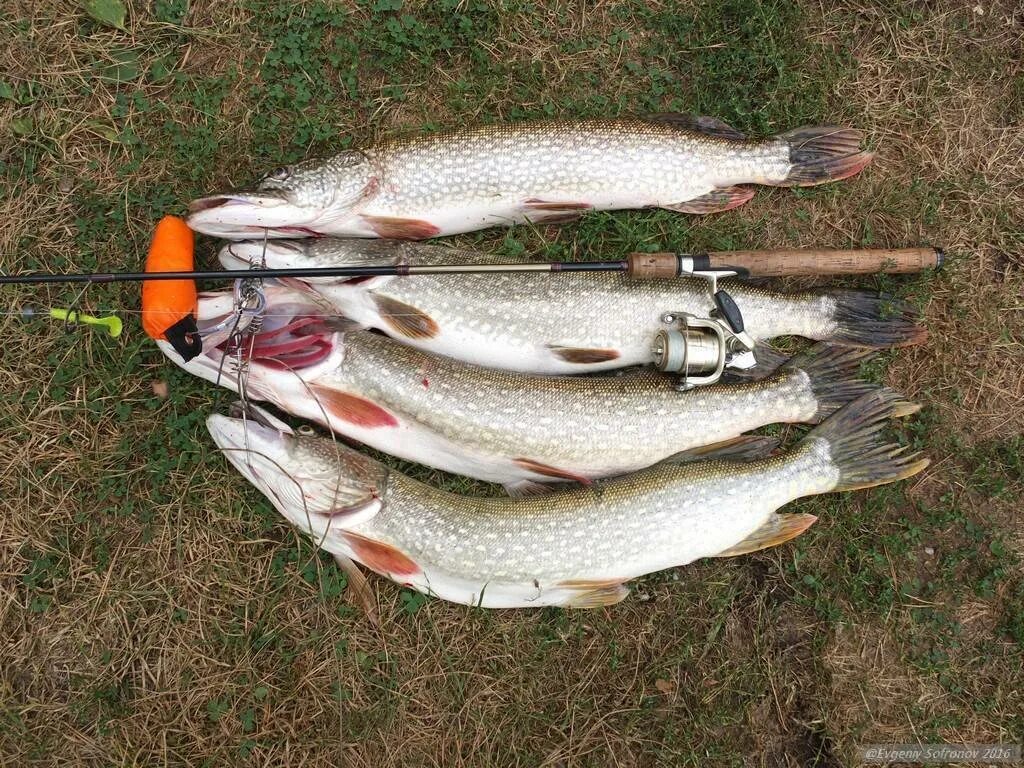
207,394,927,609
162,283,909,493
220,239,926,374
187,115,873,239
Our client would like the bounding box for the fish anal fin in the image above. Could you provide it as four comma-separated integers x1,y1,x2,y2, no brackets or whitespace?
309,385,399,428
559,579,630,608
361,215,440,240
333,553,380,627
663,186,756,214
341,531,420,577
714,513,817,557
647,113,746,140
547,345,621,364
666,435,780,464
373,294,440,340
513,458,592,486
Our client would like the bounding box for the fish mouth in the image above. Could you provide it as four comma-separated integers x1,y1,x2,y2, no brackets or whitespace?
187,192,322,239
207,406,296,496
210,402,294,452
157,284,344,389
219,240,308,271
197,292,338,373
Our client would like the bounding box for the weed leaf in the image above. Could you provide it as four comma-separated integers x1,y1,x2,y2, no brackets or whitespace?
83,0,127,30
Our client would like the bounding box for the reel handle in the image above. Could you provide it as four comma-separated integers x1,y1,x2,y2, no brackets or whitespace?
627,247,942,279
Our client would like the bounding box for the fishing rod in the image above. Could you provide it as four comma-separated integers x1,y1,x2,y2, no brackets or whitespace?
0,247,943,286
5,216,940,388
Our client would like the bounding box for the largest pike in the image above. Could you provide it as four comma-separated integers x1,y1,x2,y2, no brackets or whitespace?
162,284,909,493
220,239,926,374
207,394,927,609
187,115,873,239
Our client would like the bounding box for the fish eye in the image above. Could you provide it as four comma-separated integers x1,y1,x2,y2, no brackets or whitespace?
266,166,291,182
297,425,316,436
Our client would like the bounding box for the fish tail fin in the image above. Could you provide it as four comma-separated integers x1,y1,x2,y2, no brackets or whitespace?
826,290,928,347
774,126,873,186
783,343,913,422
803,391,929,492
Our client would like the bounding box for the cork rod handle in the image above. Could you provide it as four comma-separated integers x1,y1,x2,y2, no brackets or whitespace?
626,248,942,279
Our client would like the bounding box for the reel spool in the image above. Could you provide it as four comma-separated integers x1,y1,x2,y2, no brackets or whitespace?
653,314,756,390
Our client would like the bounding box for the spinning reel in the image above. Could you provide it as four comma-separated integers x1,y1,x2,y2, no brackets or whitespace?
651,259,757,390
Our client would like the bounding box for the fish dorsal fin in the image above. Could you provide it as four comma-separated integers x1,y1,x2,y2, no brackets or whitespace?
665,435,780,465
714,513,817,557
647,113,746,140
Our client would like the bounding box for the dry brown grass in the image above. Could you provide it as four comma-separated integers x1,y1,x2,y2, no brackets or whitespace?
1,0,1023,766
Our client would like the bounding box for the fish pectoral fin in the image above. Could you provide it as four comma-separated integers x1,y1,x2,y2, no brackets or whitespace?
522,199,593,224
547,345,621,364
373,294,440,339
713,513,818,557
333,553,380,627
308,385,400,428
559,579,630,608
646,113,746,140
340,531,420,578
662,186,756,214
503,479,561,498
360,215,441,240
523,199,593,212
513,458,593,486
665,435,781,465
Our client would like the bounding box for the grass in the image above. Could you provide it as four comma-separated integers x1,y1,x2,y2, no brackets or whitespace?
1,0,1023,765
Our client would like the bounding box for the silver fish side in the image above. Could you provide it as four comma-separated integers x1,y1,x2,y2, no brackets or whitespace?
188,116,872,239
207,393,927,609
221,238,927,374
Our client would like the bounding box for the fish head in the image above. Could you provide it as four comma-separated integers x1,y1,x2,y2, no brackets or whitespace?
219,239,312,271
220,238,408,293
207,403,388,528
156,281,350,399
188,151,377,238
